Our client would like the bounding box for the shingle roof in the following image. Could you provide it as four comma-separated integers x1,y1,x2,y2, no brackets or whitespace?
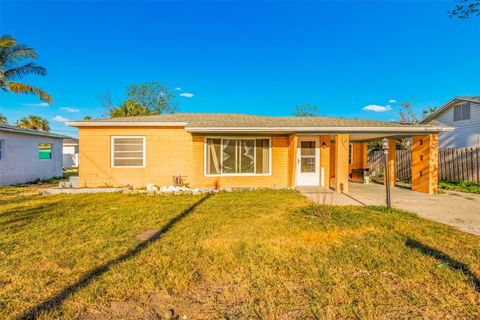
63,138,79,144
0,124,69,139
68,113,440,128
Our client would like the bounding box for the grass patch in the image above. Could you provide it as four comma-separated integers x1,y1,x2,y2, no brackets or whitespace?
1,187,479,319
439,180,480,194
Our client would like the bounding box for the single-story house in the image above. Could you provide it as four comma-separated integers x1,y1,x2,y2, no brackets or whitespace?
421,96,480,148
63,138,79,168
0,124,67,186
67,113,451,194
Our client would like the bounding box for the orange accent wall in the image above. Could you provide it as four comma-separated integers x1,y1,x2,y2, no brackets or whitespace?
78,127,290,188
287,134,298,187
412,134,439,194
334,134,350,193
319,135,331,187
384,139,396,186
330,141,368,178
78,127,193,188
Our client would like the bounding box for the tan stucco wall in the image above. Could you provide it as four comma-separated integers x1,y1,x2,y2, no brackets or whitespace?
78,127,290,188
78,127,372,191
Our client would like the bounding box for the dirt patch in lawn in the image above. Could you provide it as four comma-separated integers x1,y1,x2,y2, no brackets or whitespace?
77,287,245,320
136,228,161,241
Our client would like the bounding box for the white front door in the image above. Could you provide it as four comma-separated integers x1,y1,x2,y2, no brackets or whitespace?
296,137,320,186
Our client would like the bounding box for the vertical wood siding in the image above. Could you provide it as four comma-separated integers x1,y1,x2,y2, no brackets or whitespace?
369,147,480,183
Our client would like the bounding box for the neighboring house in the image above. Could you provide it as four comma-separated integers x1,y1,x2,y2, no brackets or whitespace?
421,96,480,148
63,138,79,168
67,113,450,194
0,124,67,186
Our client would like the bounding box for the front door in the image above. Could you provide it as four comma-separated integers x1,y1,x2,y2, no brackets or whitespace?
296,137,320,186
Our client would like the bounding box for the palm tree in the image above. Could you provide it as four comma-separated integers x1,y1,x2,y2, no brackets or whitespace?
422,106,438,120
16,115,50,132
0,113,7,124
109,100,152,118
0,35,53,104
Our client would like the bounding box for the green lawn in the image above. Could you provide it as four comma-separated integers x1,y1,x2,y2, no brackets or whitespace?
1,186,479,319
439,180,480,194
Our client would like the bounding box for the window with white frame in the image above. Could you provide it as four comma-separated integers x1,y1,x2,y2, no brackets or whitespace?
0,140,3,160
111,136,145,167
453,103,470,121
348,143,353,165
205,138,271,175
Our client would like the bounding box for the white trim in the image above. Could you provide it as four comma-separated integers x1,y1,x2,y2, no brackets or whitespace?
187,126,453,133
295,136,320,186
203,136,272,177
67,121,187,127
111,136,146,168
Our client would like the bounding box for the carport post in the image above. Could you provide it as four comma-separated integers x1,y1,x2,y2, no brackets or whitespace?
382,138,391,209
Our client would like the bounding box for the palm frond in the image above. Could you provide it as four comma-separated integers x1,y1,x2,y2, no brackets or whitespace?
0,44,37,65
6,81,53,105
0,35,15,49
16,114,50,131
4,63,47,80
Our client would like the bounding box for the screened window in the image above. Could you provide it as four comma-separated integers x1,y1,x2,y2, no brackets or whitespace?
454,103,470,121
112,137,145,167
38,143,52,159
206,138,270,175
348,143,353,165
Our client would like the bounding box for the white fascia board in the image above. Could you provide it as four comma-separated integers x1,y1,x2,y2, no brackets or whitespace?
66,121,188,127
185,126,454,133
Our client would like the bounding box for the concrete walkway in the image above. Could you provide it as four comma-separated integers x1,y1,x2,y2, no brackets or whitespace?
298,183,480,237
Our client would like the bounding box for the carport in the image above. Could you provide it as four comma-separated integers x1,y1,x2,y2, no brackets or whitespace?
289,129,451,194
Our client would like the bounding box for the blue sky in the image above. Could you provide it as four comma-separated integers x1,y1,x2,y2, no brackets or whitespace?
1,1,479,137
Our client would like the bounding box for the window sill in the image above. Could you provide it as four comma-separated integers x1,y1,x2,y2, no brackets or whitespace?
112,166,146,168
204,173,272,177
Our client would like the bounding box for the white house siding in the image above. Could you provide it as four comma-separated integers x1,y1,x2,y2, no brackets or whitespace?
0,132,63,186
433,103,480,148
63,145,79,167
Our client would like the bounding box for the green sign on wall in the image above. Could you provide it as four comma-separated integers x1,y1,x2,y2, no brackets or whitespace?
38,144,52,159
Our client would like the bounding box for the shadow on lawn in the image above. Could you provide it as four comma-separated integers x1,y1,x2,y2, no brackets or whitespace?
0,201,63,228
18,193,212,320
405,237,480,293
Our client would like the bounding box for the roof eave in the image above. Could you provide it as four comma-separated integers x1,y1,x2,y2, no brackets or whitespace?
66,121,188,127
185,126,454,133
0,127,69,139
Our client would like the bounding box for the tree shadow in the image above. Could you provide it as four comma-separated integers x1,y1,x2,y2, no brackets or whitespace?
18,193,212,320
340,192,368,206
0,202,63,228
405,237,480,293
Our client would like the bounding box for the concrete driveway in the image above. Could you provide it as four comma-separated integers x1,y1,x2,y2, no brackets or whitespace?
298,183,480,237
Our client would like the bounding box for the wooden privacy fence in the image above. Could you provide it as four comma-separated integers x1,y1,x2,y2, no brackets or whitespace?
368,147,480,183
